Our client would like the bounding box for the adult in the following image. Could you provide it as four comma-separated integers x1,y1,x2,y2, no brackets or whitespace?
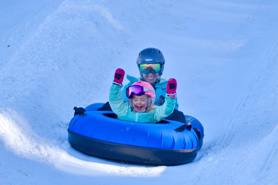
120,47,185,123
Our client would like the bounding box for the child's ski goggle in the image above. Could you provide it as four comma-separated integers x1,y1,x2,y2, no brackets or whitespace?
139,63,161,74
126,85,145,98
126,85,155,98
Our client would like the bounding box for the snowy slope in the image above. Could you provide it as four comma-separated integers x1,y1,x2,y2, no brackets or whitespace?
1,0,278,184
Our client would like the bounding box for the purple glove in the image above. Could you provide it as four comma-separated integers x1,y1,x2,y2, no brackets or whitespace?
167,78,177,95
114,68,125,85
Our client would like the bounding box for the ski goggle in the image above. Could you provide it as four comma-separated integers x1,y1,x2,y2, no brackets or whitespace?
126,85,155,98
126,85,145,98
139,63,161,74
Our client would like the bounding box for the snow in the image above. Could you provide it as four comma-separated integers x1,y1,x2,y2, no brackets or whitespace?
1,0,278,184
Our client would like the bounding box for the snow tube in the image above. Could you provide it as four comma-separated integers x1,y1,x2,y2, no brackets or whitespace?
68,103,204,166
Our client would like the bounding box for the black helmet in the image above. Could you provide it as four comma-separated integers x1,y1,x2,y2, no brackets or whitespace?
136,48,165,75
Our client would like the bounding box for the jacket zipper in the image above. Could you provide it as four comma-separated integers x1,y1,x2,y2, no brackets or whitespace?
136,113,138,122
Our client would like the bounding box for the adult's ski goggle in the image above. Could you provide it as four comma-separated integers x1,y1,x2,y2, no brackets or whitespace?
139,63,161,74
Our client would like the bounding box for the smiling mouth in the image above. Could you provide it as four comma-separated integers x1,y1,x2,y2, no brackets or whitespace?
135,105,143,110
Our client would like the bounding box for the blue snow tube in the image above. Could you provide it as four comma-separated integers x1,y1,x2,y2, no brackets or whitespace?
68,103,204,166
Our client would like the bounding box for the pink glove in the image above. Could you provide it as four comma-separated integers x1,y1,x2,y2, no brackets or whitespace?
167,78,177,95
114,68,125,85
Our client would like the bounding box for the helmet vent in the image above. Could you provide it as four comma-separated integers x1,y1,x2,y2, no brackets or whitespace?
145,59,153,61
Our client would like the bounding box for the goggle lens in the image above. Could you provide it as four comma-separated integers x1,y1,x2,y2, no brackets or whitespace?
139,64,161,74
126,85,145,98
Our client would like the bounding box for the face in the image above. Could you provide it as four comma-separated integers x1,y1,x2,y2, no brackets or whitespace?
142,72,159,84
131,94,149,112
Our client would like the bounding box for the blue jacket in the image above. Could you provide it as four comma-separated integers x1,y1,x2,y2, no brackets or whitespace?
121,74,179,109
109,83,176,123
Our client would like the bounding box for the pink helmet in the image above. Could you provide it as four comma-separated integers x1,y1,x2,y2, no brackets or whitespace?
131,81,155,98
127,81,156,107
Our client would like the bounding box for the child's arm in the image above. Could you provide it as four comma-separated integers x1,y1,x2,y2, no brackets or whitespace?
153,78,177,122
109,69,129,116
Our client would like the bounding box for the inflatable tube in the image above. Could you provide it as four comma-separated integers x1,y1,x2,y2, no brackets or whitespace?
86,103,205,148
68,103,204,166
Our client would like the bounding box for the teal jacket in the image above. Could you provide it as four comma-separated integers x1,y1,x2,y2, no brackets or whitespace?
121,74,179,109
109,83,176,123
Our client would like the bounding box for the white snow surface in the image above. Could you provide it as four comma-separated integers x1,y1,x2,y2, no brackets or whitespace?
1,0,278,184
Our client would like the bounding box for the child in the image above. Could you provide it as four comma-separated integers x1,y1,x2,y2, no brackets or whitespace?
109,68,177,123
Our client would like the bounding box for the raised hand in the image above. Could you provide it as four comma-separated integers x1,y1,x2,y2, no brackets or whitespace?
167,78,177,95
113,68,125,85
